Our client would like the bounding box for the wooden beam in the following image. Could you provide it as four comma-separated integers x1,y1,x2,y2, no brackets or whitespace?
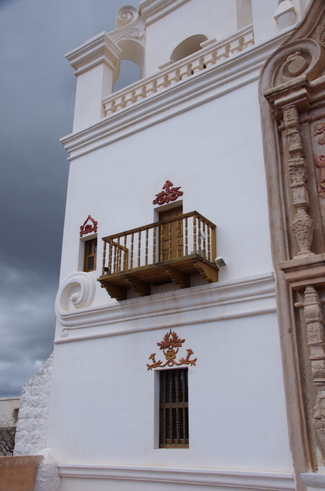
99,280,128,301
192,259,218,283
124,275,151,296
164,265,190,288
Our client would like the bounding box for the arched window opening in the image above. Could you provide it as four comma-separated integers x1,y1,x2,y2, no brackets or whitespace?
113,59,141,92
170,35,208,63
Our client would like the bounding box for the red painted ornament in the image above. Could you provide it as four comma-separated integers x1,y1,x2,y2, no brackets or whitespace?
153,180,183,205
80,215,98,237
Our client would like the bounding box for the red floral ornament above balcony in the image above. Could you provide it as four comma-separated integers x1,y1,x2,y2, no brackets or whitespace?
153,180,183,205
80,215,98,237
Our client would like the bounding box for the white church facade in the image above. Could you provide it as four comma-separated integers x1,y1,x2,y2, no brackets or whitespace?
13,1,325,490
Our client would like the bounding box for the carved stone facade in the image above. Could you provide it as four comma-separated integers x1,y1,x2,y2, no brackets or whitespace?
260,2,325,488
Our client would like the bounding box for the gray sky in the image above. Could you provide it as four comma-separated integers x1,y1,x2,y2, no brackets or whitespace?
0,0,139,397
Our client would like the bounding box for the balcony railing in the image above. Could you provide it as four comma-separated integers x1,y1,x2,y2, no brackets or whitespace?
102,25,254,117
98,211,218,300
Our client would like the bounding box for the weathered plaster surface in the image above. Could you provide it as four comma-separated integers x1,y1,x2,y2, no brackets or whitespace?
14,353,60,491
14,353,53,456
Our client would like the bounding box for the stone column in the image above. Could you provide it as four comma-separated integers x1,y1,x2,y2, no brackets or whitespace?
282,104,314,256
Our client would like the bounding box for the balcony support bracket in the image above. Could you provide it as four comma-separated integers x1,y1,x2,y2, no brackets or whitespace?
164,265,190,289
123,275,151,297
100,281,128,301
192,259,218,283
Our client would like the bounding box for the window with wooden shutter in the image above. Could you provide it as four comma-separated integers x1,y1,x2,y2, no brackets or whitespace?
84,238,97,272
159,368,189,448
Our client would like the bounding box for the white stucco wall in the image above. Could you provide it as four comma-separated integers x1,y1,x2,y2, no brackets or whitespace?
24,1,319,489
59,79,272,309
143,0,238,76
48,309,292,471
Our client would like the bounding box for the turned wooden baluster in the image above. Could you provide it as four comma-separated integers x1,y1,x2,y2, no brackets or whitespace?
153,226,156,263
211,225,216,260
202,221,206,258
123,235,128,270
198,218,201,256
108,240,113,273
145,227,149,265
185,217,188,256
177,218,180,258
193,216,197,254
113,243,117,273
159,223,163,261
207,226,211,262
138,231,141,267
131,233,134,269
117,237,121,272
102,240,107,275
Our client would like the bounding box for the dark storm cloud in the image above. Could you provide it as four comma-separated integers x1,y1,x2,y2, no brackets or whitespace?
1,0,139,396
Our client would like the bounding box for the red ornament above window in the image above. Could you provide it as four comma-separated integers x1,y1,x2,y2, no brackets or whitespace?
80,215,98,237
153,180,183,205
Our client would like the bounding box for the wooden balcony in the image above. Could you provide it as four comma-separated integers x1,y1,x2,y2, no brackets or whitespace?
97,211,218,301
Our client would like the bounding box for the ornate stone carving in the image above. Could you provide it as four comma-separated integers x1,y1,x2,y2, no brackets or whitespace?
314,23,325,49
80,215,98,237
273,39,325,86
291,211,314,254
288,158,307,184
146,329,197,370
314,394,325,450
283,51,308,78
313,123,325,145
283,105,314,256
303,286,325,452
115,6,139,28
315,155,325,198
111,6,145,52
153,180,183,205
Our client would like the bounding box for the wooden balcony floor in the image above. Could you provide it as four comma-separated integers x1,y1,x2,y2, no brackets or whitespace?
97,254,219,301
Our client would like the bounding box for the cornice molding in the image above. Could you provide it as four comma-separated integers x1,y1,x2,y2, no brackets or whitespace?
58,464,294,490
301,472,325,489
55,272,276,343
60,32,291,161
139,0,190,25
65,32,121,76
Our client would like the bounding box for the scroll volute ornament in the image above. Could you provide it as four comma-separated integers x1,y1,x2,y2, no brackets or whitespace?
274,39,325,86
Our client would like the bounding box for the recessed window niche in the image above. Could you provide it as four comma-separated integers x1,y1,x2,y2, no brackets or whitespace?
170,35,208,63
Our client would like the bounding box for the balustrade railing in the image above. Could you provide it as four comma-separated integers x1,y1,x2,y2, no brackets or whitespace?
102,25,254,116
101,211,216,275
